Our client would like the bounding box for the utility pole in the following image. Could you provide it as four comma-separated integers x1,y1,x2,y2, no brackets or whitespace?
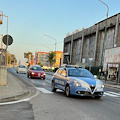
99,0,109,79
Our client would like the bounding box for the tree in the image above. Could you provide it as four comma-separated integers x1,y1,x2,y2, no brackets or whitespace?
11,54,17,64
48,51,56,67
38,61,43,67
7,51,17,64
24,52,33,61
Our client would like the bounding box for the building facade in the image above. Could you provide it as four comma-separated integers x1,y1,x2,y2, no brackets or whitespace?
36,52,49,66
55,51,63,68
63,13,120,69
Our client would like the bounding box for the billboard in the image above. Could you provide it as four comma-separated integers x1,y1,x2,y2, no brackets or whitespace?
103,47,120,71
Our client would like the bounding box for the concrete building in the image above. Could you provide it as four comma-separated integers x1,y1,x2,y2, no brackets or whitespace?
63,13,120,69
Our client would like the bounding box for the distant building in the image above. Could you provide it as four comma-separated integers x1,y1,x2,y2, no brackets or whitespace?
55,51,63,68
36,51,63,68
36,52,49,66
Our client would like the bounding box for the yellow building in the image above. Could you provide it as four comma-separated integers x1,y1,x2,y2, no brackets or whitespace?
55,51,63,68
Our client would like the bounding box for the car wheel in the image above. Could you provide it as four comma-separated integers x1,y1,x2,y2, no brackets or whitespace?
16,71,18,73
30,74,33,79
94,96,101,99
43,78,45,80
51,81,56,92
65,85,70,97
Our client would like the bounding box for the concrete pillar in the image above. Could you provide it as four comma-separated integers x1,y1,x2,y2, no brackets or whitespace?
80,31,84,62
70,34,73,64
118,64,120,84
0,52,7,86
0,66,7,86
93,24,99,64
114,15,119,47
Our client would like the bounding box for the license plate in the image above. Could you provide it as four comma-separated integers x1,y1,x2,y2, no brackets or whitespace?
38,73,40,77
97,88,103,91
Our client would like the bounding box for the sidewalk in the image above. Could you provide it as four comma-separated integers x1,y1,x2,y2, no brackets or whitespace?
46,72,120,90
0,72,29,103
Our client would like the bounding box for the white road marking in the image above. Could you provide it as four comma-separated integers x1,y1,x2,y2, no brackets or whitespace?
56,89,63,92
36,87,53,94
104,92,119,97
105,91,120,97
0,90,40,106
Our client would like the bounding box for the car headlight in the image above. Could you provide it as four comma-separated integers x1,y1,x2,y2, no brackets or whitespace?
32,72,35,75
43,73,46,76
74,81,81,87
101,84,104,88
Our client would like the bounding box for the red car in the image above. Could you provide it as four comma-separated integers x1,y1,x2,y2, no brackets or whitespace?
27,65,46,79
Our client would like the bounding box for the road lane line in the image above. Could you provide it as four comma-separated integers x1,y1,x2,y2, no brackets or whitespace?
36,87,53,94
104,92,119,97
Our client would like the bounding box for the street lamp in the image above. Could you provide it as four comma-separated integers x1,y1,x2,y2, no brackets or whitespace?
44,34,57,52
44,34,57,67
0,11,9,66
99,0,109,78
40,44,51,51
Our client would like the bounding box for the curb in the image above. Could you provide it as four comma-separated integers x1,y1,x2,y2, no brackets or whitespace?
0,90,30,103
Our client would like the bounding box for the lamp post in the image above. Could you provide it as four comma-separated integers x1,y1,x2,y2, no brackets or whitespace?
44,34,57,52
40,44,51,51
99,0,109,78
44,34,57,67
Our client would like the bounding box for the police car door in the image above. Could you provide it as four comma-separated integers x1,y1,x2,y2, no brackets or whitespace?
60,69,67,91
54,68,63,88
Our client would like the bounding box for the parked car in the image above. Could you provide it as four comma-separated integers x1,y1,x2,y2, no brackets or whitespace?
51,65,104,99
27,65,46,79
16,65,27,74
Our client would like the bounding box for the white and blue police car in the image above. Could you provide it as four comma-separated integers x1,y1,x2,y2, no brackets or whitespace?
51,65,104,99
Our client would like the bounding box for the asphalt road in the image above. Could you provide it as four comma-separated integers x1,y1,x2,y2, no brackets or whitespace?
1,68,120,120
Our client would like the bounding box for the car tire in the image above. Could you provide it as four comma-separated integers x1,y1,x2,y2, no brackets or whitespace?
94,96,101,99
43,78,45,80
30,74,33,79
51,81,56,92
65,85,70,97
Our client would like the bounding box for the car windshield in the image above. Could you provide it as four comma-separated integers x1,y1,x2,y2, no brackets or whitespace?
19,65,26,68
32,67,43,71
68,69,94,78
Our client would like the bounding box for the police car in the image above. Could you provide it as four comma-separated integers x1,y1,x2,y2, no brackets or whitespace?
51,65,104,99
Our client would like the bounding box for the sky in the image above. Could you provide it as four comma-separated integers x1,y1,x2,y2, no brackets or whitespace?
0,0,120,64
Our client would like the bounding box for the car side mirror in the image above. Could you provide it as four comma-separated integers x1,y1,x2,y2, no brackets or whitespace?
94,75,98,79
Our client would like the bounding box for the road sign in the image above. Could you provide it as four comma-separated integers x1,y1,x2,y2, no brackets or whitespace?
2,35,13,46
89,58,93,62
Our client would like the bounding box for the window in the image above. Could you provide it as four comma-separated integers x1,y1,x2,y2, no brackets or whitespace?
61,69,67,77
19,65,26,68
32,67,43,71
68,69,94,78
57,68,63,74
